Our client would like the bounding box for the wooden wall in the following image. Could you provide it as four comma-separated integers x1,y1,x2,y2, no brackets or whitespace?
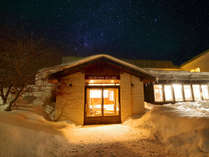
120,72,145,122
55,71,145,124
55,72,85,124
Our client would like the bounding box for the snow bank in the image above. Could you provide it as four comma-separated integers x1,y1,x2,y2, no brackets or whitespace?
165,101,209,117
0,111,78,157
125,101,209,157
0,104,8,111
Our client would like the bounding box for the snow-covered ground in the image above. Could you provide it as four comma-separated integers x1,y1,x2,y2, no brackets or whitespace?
0,111,178,157
126,101,209,157
0,101,209,157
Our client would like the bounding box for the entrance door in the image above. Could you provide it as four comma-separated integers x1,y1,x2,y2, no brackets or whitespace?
85,87,121,124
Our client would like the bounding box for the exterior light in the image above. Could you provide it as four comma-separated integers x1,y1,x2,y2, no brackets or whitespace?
89,80,94,83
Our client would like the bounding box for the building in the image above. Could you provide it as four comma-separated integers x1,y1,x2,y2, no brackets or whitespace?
39,54,154,125
37,54,209,125
181,49,209,72
144,70,209,104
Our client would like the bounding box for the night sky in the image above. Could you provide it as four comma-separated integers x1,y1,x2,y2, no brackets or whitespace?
1,0,209,64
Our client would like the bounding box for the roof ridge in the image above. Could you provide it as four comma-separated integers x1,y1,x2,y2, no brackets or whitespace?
181,49,209,67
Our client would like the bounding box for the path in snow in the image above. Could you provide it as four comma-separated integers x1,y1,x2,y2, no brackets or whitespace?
0,111,179,157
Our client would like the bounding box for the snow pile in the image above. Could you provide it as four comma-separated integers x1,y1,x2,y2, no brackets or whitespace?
0,104,8,111
165,101,209,117
125,101,209,157
0,111,78,157
0,111,174,157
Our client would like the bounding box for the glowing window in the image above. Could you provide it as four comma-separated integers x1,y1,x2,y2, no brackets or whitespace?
192,84,201,101
173,84,183,101
201,85,209,100
183,85,193,101
90,90,102,98
103,90,108,98
154,84,163,102
190,67,200,72
164,85,173,101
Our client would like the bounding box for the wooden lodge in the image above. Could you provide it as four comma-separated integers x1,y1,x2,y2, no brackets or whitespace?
37,54,209,125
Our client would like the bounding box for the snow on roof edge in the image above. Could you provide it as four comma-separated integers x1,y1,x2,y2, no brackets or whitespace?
37,54,155,80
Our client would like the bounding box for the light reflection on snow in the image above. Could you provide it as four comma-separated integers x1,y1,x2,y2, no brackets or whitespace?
165,101,209,117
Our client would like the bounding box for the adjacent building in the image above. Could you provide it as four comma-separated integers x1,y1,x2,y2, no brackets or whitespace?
181,49,209,72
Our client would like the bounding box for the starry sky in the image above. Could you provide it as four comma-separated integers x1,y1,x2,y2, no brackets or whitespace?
1,0,209,64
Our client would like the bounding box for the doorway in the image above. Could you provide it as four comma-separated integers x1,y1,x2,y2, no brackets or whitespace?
84,87,121,124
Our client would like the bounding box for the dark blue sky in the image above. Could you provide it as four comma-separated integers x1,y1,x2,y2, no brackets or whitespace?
1,0,209,64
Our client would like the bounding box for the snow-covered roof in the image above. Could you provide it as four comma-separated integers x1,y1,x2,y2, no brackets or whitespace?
63,56,180,69
148,70,209,81
37,54,155,80
181,49,209,66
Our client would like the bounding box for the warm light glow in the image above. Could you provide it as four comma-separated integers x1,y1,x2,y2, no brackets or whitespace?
103,90,108,98
88,83,120,86
87,88,119,117
173,84,183,101
183,85,193,101
201,85,209,100
192,84,202,101
89,80,94,83
190,67,200,72
103,104,119,111
90,89,102,98
89,104,101,109
154,84,163,102
164,85,173,101
86,79,120,85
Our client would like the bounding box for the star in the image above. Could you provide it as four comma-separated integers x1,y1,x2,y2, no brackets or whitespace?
154,17,159,23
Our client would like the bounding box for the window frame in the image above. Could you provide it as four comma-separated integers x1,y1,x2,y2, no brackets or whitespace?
183,84,194,101
201,84,209,100
153,83,209,103
153,84,164,102
173,84,184,102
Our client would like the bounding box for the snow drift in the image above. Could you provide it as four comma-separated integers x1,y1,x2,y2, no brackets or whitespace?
125,101,209,157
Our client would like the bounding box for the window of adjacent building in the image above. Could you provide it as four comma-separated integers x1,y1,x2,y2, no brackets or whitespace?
201,85,209,100
183,85,193,101
190,67,200,72
154,84,163,102
173,84,183,101
192,84,202,101
164,85,173,101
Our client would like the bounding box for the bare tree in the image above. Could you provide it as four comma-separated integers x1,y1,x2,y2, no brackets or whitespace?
0,32,61,111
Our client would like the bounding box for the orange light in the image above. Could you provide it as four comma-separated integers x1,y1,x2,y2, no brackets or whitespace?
89,80,94,83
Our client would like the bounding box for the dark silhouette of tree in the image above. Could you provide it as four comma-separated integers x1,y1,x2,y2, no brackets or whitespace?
0,27,61,111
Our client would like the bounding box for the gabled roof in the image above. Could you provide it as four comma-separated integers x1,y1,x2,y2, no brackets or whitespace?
181,49,209,67
38,54,155,81
63,56,179,69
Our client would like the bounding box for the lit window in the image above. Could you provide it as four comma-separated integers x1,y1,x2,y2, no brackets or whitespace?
190,67,200,72
192,84,201,101
183,85,193,101
173,84,183,101
90,89,102,98
154,84,163,102
103,90,108,98
164,85,173,101
201,85,209,100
